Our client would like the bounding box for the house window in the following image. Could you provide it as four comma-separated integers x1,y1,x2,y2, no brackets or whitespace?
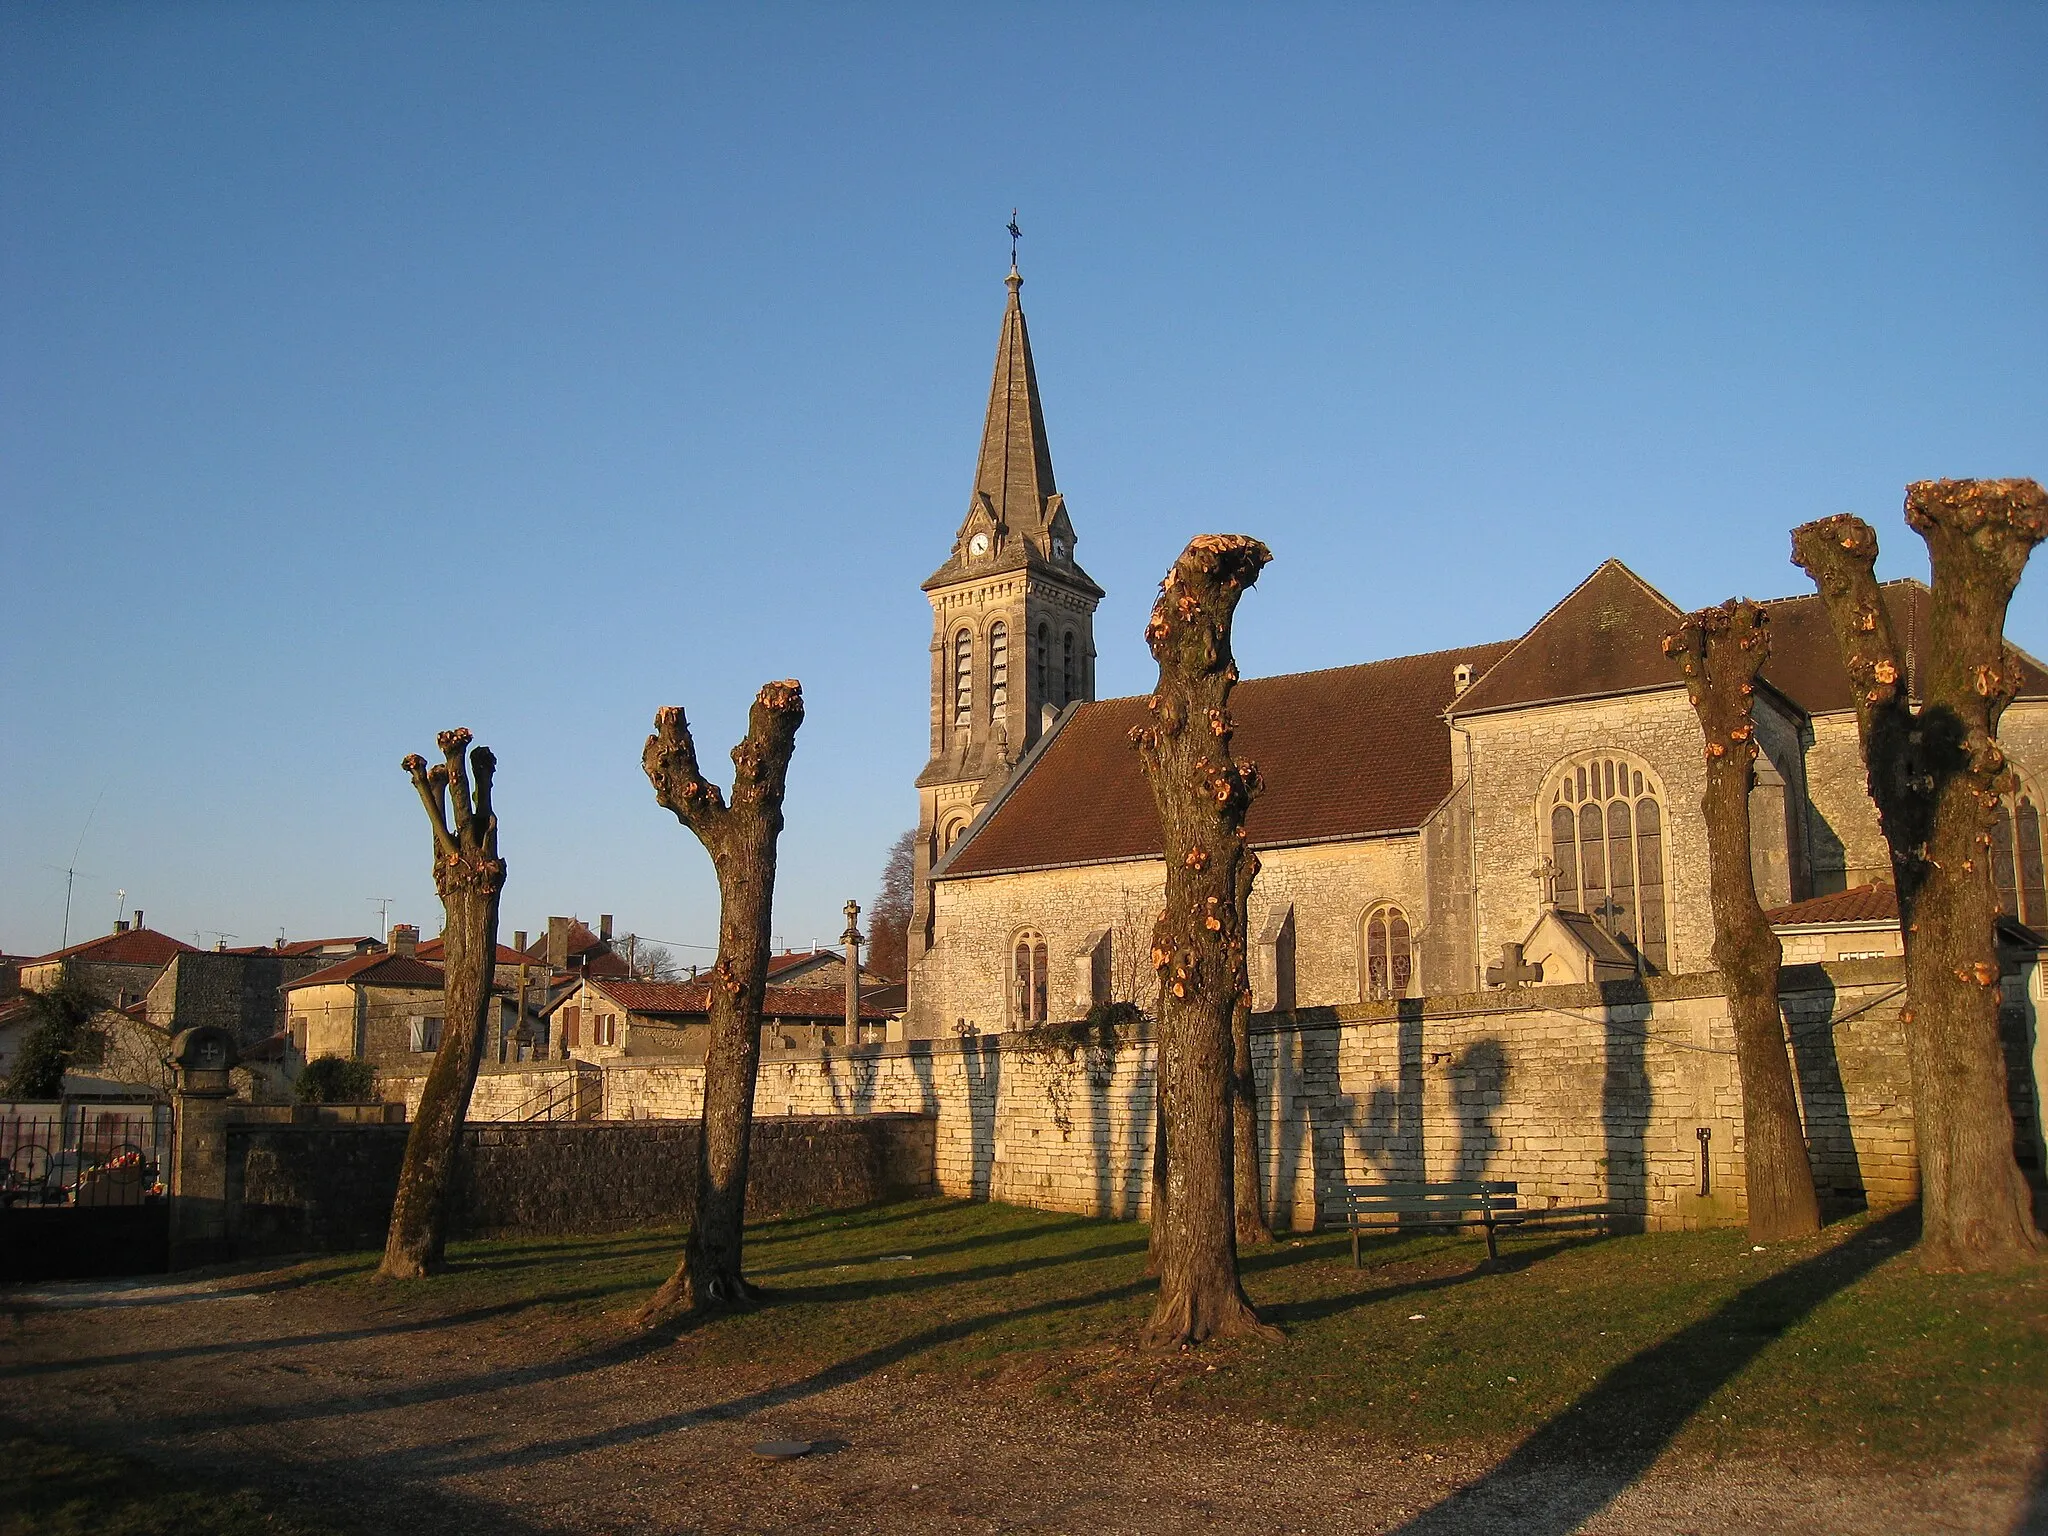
1992,789,2048,928
953,629,974,728
562,1005,581,1049
1062,632,1078,704
1547,753,1668,971
595,1013,619,1048
1013,930,1049,1025
289,1016,307,1054
989,621,1009,712
408,1016,443,1053
1036,623,1050,699
1364,904,1414,1000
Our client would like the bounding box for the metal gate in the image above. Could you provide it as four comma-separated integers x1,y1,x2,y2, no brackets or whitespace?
1,1100,172,1280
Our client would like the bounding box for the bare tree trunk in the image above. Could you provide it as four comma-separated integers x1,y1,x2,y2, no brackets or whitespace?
1666,602,1822,1243
635,682,805,1325
378,730,505,1281
1793,479,2046,1271
1131,534,1282,1347
1232,851,1273,1245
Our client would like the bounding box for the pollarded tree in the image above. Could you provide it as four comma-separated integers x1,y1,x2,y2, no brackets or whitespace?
1231,849,1273,1246
1664,600,1821,1243
1792,479,2047,1271
379,730,506,1281
636,682,805,1324
1130,534,1283,1347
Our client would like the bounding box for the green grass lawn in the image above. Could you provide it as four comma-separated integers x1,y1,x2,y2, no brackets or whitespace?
0,1432,347,1536
288,1197,2047,1466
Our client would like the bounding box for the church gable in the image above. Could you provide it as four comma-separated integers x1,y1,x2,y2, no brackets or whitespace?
1450,559,1687,717
941,642,1515,879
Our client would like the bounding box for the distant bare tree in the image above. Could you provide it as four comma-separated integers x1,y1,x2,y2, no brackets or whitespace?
620,935,684,983
1794,480,2047,1270
637,682,805,1322
867,828,917,979
379,730,505,1281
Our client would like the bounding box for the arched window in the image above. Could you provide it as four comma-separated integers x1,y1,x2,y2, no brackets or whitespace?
1364,904,1414,1000
941,816,968,852
989,622,1008,712
952,629,973,729
1546,753,1668,971
1992,786,2048,927
1013,930,1049,1025
1062,631,1077,704
1036,623,1050,700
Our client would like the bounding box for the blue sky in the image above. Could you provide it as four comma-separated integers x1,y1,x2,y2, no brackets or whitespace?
3,3,2043,959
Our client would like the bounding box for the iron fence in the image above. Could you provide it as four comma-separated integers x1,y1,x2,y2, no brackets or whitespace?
0,1101,171,1209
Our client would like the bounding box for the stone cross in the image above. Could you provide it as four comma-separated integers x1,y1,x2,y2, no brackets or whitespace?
1484,942,1544,989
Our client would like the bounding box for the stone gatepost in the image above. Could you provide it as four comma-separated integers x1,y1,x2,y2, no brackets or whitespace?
169,1025,239,1270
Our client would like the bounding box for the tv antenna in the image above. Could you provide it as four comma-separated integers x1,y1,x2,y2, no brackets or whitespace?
113,889,127,931
47,785,108,950
369,896,395,934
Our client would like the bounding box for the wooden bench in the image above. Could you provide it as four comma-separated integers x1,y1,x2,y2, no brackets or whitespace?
1339,1180,1525,1264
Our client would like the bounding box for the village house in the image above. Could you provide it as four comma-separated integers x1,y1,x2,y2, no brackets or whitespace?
546,974,898,1063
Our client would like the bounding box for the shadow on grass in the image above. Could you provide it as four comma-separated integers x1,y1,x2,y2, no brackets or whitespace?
1387,1207,1919,1536
2014,1438,2048,1535
1258,1239,1580,1328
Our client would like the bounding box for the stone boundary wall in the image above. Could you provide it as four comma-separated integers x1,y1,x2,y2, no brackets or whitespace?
365,958,2024,1233
223,1112,936,1258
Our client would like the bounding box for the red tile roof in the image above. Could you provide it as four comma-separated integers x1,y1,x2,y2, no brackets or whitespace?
282,952,447,991
1767,885,1899,927
30,928,198,968
414,938,535,966
943,641,1515,878
572,976,892,1022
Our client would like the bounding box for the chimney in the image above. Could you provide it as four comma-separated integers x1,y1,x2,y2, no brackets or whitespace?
113,919,129,933
389,923,419,958
600,913,613,942
513,929,528,958
1452,663,1475,696
134,909,145,932
547,916,571,971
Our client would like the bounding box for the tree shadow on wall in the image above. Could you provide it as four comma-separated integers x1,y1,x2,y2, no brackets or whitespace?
1451,1038,1508,1182
1781,968,1871,1217
1601,982,1650,1227
1384,1206,1918,1536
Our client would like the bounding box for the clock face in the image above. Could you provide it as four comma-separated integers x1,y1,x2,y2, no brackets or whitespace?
969,532,989,557
1052,537,1066,560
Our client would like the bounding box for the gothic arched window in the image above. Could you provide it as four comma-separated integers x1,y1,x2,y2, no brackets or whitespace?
1546,753,1668,971
1062,631,1077,704
1364,904,1414,1000
1036,623,1050,700
1992,786,2048,927
1013,930,1049,1025
989,621,1009,712
953,629,973,729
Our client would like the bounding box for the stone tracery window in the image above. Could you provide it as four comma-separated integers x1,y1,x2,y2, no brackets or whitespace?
1546,752,1669,971
953,629,973,729
1363,903,1413,1000
1012,930,1049,1025
1992,785,2047,927
989,621,1009,712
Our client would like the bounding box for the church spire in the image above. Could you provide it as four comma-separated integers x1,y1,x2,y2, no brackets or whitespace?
971,261,1058,533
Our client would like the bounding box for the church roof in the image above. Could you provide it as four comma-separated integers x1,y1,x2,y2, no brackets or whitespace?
923,267,1102,598
1447,560,1686,717
940,641,1515,878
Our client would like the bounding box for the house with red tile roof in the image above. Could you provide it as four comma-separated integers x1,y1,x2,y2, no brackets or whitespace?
545,974,896,1063
904,266,2048,1037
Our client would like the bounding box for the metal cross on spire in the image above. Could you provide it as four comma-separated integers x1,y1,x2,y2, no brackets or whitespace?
1007,209,1022,269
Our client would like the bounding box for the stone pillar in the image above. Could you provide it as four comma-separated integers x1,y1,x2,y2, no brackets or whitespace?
842,900,863,1042
168,1025,239,1270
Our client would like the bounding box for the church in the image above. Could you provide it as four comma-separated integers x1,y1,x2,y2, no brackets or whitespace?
902,264,2048,1039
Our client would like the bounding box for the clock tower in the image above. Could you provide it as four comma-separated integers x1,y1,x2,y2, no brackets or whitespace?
909,260,1103,965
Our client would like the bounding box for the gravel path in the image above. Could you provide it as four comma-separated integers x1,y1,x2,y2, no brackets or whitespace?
3,1269,2043,1535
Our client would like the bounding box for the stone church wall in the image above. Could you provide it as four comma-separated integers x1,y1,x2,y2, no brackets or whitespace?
384,959,1982,1236
910,835,1427,1038
1461,691,1715,977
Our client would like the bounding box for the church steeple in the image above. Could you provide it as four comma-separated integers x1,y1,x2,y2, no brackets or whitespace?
972,266,1058,534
